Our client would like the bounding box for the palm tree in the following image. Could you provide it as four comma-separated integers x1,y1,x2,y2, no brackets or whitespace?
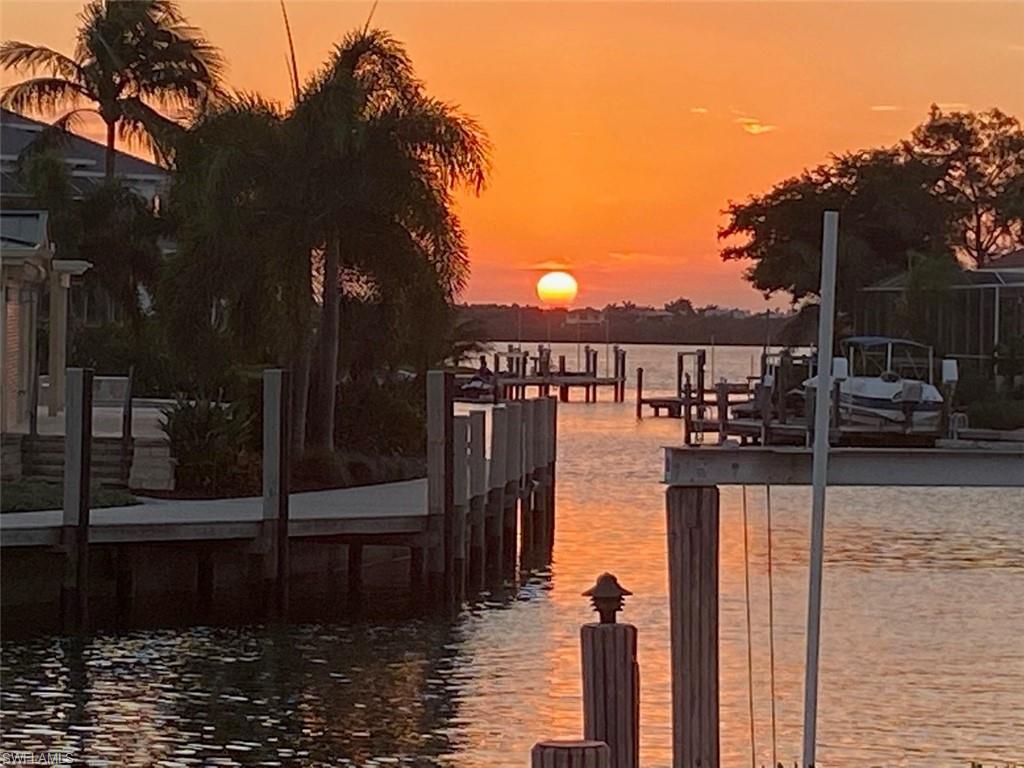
293,28,489,451
167,29,488,454
0,0,223,178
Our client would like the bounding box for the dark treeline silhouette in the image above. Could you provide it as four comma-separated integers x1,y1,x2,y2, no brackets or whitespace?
459,304,797,346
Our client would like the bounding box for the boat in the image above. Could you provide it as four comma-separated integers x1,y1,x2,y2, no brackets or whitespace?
803,336,944,429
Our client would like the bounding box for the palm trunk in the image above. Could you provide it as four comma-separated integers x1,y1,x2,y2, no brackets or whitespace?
309,232,340,450
290,332,313,454
104,119,116,180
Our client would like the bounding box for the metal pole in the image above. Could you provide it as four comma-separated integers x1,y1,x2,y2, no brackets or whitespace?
802,210,839,767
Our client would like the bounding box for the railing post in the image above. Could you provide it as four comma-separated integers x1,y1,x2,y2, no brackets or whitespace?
61,367,93,633
581,573,640,768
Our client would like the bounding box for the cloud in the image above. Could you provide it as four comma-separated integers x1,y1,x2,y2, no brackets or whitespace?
869,105,903,112
1009,44,1024,52
689,107,709,114
936,102,970,110
526,260,572,272
735,117,778,135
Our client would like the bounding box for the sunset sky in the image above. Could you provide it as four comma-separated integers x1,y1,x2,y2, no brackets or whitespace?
2,1,1022,309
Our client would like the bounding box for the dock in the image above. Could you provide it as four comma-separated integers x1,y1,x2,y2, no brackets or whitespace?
0,368,560,633
456,343,628,403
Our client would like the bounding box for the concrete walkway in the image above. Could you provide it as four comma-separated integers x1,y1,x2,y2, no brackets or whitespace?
0,479,429,547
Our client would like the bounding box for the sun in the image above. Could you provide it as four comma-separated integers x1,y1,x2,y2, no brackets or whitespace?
536,271,578,307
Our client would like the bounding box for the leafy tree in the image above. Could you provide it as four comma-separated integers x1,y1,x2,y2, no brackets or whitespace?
78,183,164,333
906,106,1024,266
664,297,695,316
720,147,955,314
0,0,223,178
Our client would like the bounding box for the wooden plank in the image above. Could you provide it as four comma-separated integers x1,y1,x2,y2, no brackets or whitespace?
581,623,639,768
665,445,1024,487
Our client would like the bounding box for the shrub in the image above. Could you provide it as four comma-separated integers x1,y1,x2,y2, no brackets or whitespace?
966,398,1024,431
334,377,426,456
70,320,193,397
160,396,259,496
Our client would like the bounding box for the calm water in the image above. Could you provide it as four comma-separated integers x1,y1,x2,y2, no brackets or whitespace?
2,344,1023,767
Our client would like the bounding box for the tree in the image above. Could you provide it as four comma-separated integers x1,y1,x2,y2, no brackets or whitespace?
664,297,695,316
78,184,164,334
1,0,223,178
906,106,1024,267
291,28,488,451
720,147,955,314
166,29,489,454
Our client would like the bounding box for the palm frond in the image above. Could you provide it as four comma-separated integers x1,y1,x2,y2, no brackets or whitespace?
0,77,89,115
0,41,85,82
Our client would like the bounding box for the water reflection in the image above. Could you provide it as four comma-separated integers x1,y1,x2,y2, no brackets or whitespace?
2,345,1023,766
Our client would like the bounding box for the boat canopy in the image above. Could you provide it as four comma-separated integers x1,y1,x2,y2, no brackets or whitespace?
841,336,931,349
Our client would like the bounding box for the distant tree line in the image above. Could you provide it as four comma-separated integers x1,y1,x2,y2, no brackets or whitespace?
459,303,793,345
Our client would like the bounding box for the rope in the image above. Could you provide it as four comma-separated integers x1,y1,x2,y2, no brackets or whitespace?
741,485,757,768
766,485,778,767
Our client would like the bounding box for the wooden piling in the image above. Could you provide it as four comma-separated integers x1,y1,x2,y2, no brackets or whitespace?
503,401,523,574
453,415,470,600
581,621,640,768
635,367,644,419
262,368,291,617
546,395,558,552
468,410,487,591
530,741,610,768
427,371,455,600
60,367,93,633
347,543,364,602
486,405,508,581
530,398,549,561
520,399,536,568
666,486,720,768
715,381,729,444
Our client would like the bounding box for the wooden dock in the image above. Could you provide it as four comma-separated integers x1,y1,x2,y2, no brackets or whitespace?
456,343,628,404
659,441,1024,768
0,368,559,633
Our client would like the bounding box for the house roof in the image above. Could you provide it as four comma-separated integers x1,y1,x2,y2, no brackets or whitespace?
0,108,169,182
864,267,1024,291
981,249,1024,271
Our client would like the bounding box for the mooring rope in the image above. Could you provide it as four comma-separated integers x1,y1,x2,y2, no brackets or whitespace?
765,484,778,768
741,485,757,768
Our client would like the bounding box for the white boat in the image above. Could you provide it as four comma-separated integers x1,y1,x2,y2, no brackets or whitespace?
803,336,944,429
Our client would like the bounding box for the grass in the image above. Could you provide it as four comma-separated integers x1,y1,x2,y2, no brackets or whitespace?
1,480,137,513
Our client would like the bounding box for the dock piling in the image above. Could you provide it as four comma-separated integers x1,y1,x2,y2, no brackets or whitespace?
666,486,720,768
503,401,523,575
581,573,640,768
468,410,488,591
261,368,292,618
60,367,93,634
427,371,455,602
452,415,470,600
486,406,508,582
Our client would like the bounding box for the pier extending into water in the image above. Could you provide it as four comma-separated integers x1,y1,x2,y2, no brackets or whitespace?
457,343,628,403
0,368,559,633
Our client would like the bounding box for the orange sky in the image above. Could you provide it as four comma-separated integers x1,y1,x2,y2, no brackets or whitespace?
2,1,1022,309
